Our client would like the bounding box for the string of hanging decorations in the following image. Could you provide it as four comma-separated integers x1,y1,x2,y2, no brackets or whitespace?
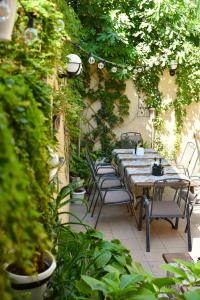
69,39,149,76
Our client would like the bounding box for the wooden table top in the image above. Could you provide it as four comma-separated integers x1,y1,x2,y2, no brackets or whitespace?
126,166,185,176
121,159,170,168
117,153,162,161
112,148,157,155
130,173,189,187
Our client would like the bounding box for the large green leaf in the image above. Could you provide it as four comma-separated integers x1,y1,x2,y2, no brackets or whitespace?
184,289,200,300
95,250,112,268
81,275,108,294
151,277,176,289
161,264,189,278
120,274,144,289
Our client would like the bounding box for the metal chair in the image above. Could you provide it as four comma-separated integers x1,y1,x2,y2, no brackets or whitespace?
120,132,142,149
175,142,196,176
144,178,191,252
94,185,134,229
85,148,118,198
85,151,122,212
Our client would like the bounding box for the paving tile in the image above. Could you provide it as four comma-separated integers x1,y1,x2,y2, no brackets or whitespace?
148,260,166,277
71,202,200,275
119,238,141,251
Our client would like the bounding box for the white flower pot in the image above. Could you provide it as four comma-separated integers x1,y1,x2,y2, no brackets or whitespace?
71,188,86,204
136,147,144,156
0,0,17,41
5,251,56,300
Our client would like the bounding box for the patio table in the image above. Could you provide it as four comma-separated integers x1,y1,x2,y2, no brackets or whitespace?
129,173,189,230
117,153,162,162
112,148,157,155
125,166,185,177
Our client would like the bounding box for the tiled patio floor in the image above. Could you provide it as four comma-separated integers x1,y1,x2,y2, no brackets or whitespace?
71,202,200,277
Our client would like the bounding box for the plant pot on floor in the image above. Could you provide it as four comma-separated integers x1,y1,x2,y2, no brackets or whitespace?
5,250,56,300
0,0,17,41
71,187,86,204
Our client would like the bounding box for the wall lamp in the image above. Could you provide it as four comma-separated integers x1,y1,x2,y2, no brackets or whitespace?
58,54,82,78
169,60,178,76
0,0,17,41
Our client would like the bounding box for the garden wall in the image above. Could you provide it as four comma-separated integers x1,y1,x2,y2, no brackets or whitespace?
83,69,200,168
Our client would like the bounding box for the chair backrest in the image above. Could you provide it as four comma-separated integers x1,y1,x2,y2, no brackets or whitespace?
178,142,196,171
85,149,96,179
121,132,142,149
150,178,190,217
192,133,200,175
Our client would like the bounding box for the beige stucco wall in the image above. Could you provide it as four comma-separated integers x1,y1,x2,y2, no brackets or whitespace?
83,69,200,171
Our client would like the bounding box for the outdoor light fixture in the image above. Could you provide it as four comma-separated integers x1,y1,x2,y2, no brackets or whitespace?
0,0,10,22
111,66,117,73
0,0,16,41
98,61,105,69
24,13,38,44
66,53,82,77
169,60,178,76
88,56,95,64
149,107,156,121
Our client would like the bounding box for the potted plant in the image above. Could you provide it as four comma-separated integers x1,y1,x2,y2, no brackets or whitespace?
5,251,56,300
71,186,86,202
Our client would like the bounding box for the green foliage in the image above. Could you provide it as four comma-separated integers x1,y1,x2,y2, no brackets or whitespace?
84,69,130,156
0,0,84,298
67,0,200,157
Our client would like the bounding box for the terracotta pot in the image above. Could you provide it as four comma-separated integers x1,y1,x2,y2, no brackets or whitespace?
0,0,17,41
5,251,56,300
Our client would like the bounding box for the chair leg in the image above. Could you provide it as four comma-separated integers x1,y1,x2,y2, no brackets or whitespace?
186,208,192,251
128,203,134,216
138,197,144,231
126,203,130,212
91,189,100,217
185,205,194,233
88,183,96,212
94,202,104,229
146,217,150,252
87,177,93,195
174,217,179,229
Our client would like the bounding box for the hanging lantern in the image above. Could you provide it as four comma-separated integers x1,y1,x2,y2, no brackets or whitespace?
24,13,38,45
111,66,117,73
169,60,178,76
0,0,10,22
98,62,104,69
122,69,127,75
0,0,16,41
88,56,95,64
66,53,82,76
57,19,65,32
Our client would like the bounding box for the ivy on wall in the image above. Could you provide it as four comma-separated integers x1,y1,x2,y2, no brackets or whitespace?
67,0,200,157
85,68,129,155
0,0,84,298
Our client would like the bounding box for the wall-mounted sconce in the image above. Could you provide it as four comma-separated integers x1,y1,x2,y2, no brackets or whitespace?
58,54,82,78
169,60,178,76
149,107,156,121
0,0,17,41
66,54,82,76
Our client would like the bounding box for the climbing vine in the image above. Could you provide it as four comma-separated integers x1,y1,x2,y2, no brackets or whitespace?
67,0,200,157
0,0,84,298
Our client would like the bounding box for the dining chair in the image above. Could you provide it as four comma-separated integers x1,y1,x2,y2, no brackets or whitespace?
93,185,134,229
180,175,200,227
175,142,196,176
144,178,191,252
120,132,142,149
85,151,122,213
85,148,118,197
